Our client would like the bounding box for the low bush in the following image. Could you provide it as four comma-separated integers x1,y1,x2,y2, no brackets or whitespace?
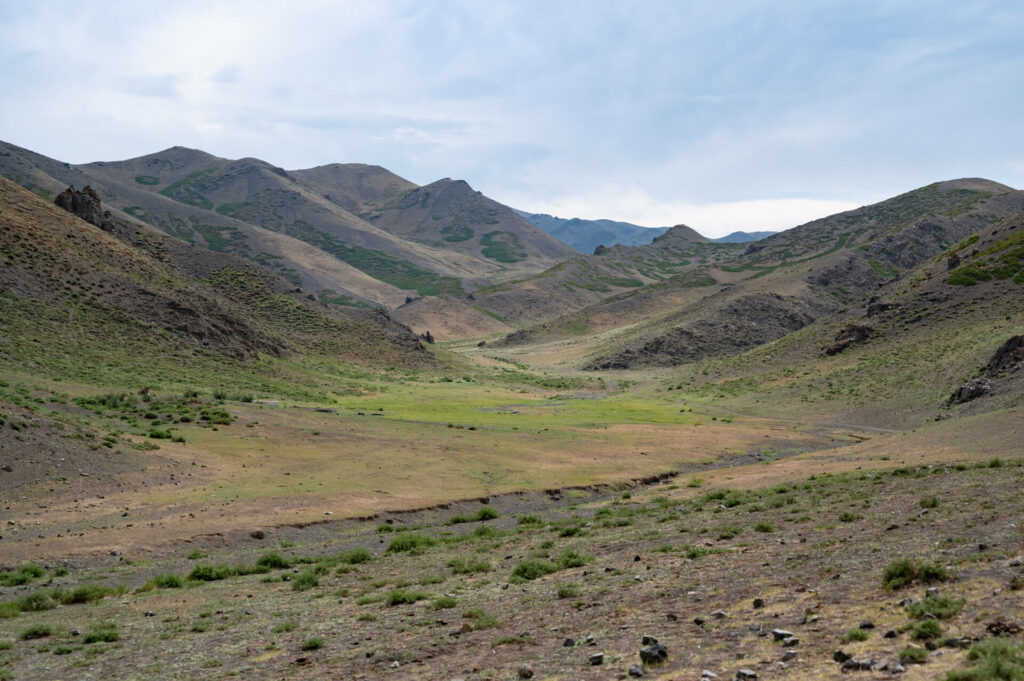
20,624,51,640
291,568,319,591
339,547,373,564
842,628,869,643
945,638,1024,681
386,533,437,554
882,558,950,590
256,552,292,569
448,558,490,574
0,564,45,587
301,637,323,651
912,619,943,641
432,596,457,609
510,559,557,583
83,622,119,644
385,589,430,606
188,564,235,582
908,595,964,620
901,646,929,664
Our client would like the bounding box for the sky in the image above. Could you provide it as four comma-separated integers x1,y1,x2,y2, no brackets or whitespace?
1,1,1023,238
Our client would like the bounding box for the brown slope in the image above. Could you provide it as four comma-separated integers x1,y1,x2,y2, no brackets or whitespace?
390,296,512,341
289,162,416,214
0,178,432,370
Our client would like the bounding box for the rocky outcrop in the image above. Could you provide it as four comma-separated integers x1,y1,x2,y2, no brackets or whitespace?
986,334,1024,376
825,324,873,356
54,185,111,229
948,333,1024,404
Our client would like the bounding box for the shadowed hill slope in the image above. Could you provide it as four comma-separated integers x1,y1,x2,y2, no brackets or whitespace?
577,179,1023,368
0,178,433,380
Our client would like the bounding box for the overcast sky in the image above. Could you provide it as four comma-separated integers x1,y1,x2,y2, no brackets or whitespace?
2,1,1022,237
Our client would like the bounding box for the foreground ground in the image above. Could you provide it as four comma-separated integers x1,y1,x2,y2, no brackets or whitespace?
1,416,1022,679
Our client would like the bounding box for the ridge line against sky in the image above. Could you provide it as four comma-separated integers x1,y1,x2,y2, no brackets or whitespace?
1,1,1021,237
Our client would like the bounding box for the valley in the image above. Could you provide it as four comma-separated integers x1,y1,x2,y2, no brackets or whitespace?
0,150,1022,681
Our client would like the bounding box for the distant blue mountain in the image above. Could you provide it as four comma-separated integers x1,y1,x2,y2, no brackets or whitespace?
711,230,777,243
517,212,672,253
518,210,774,252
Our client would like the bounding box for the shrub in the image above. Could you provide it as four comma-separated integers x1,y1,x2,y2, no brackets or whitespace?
448,558,490,574
945,638,1024,681
882,558,950,590
256,552,292,569
555,548,590,569
754,521,775,533
912,619,943,641
474,506,499,521
301,637,323,651
340,547,373,564
386,533,437,554
510,559,557,583
20,624,51,640
472,525,501,539
152,574,183,589
15,591,55,612
920,496,940,509
83,622,119,644
463,609,499,630
901,646,929,664
839,512,862,522
517,514,542,526
432,596,457,609
57,584,117,604
0,602,19,619
842,628,869,643
908,595,964,620
291,568,319,591
385,589,430,606
716,525,742,539
187,550,206,560
556,583,580,599
188,564,235,582
272,621,297,633
0,564,45,587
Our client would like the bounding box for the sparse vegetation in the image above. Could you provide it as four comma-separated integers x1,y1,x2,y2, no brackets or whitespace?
883,557,950,590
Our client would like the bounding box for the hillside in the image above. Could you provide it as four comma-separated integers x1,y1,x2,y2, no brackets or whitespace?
365,180,577,273
0,178,433,383
486,179,1023,369
0,141,575,311
470,223,723,326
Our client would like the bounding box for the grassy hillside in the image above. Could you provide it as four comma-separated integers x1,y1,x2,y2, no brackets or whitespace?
0,178,433,389
366,179,577,270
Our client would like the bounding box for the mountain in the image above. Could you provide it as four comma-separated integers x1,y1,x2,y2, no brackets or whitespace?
364,179,576,271
469,223,719,327
0,178,433,382
518,211,672,252
580,178,1023,369
477,179,1023,367
0,141,574,310
711,230,776,243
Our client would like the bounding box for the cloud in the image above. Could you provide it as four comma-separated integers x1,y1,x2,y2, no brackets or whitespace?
0,1,1021,214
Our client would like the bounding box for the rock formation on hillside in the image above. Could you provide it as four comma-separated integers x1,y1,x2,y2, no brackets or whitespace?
54,185,111,228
